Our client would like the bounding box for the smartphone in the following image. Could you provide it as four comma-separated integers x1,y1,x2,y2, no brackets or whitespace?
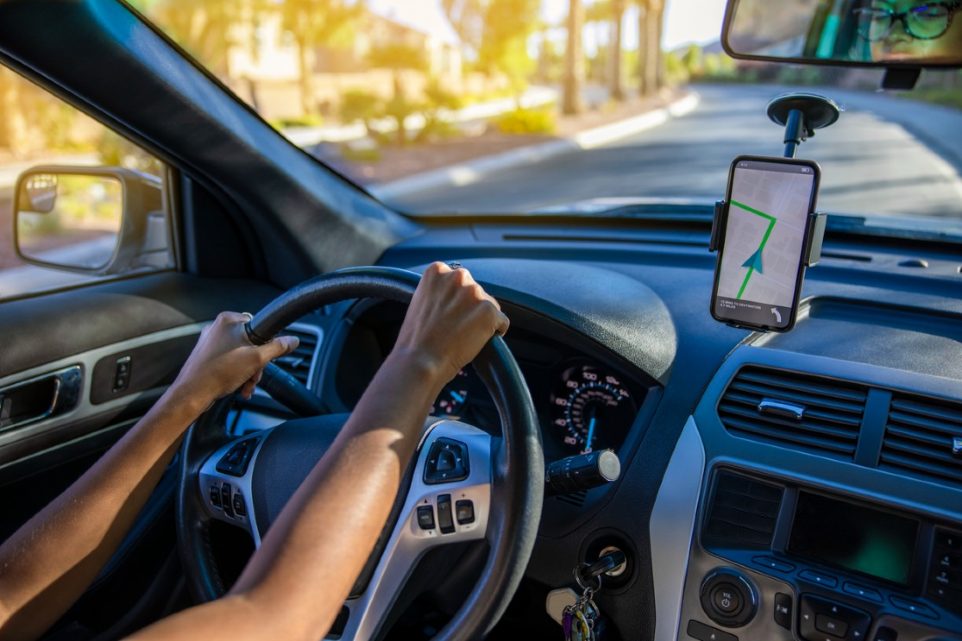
711,155,820,332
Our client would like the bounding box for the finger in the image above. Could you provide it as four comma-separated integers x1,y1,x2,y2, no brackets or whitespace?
240,379,256,400
256,335,299,365
252,369,264,386
216,311,250,325
494,309,510,337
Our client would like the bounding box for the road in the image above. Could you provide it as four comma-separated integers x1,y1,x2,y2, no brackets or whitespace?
387,84,962,217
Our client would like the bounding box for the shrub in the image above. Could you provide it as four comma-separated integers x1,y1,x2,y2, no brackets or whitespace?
493,108,556,135
339,90,381,127
269,114,324,129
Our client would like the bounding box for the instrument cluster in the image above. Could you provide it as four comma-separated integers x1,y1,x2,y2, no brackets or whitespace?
431,359,644,459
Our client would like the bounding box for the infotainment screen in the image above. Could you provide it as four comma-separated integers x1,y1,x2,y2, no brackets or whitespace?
788,491,919,586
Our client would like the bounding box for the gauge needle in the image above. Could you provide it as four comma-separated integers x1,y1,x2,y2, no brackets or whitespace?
450,390,465,403
585,416,597,453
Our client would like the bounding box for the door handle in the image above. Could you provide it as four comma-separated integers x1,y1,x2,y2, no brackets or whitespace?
0,365,83,431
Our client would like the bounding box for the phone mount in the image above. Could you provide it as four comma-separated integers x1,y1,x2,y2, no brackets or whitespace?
710,93,840,268
766,92,842,159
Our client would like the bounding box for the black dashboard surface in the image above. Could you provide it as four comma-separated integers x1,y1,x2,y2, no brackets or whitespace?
361,221,962,641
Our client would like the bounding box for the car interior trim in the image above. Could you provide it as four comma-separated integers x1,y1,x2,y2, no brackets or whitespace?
650,415,706,641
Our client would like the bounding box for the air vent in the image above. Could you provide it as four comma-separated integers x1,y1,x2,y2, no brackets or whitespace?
718,366,867,460
880,392,962,488
703,471,783,549
274,326,321,386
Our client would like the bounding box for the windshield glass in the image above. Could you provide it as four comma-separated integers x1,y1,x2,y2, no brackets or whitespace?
136,0,962,223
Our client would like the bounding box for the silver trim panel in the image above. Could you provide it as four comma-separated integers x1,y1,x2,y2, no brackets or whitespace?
650,416,705,641
0,323,207,454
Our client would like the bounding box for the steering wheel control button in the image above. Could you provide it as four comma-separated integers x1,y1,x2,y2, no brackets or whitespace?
773,593,792,629
799,569,839,588
455,499,475,524
232,492,246,517
436,494,455,534
220,484,234,517
209,484,222,508
416,505,436,530
686,619,738,641
752,555,795,573
799,595,871,641
889,595,937,619
216,438,259,477
843,582,882,603
700,568,758,628
424,438,469,484
815,614,848,637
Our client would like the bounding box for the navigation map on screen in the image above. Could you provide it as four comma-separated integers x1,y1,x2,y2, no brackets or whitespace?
714,158,816,329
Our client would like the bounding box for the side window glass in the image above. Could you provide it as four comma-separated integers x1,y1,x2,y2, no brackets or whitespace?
0,65,172,300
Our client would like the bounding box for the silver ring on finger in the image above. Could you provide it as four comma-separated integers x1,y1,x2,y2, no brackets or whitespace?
447,261,462,270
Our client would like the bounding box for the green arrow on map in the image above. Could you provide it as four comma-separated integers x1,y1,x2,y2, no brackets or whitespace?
730,199,777,299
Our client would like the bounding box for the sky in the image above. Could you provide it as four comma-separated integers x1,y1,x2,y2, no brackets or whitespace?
367,0,729,51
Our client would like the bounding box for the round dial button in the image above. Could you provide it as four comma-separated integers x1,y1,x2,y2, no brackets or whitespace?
700,568,758,628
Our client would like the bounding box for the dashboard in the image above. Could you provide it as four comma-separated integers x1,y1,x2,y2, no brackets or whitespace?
326,300,655,464
227,221,962,641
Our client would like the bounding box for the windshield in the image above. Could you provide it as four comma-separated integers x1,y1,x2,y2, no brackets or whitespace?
135,0,962,223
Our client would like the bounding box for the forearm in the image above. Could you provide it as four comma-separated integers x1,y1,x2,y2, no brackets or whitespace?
0,385,208,641
129,350,445,641
230,348,443,637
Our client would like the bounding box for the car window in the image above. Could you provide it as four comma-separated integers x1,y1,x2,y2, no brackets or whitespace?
0,63,172,301
137,0,961,230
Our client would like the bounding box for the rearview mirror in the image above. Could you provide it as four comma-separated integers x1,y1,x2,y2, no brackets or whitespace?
14,166,168,274
722,0,962,67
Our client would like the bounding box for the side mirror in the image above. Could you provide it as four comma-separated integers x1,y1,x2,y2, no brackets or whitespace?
14,165,169,275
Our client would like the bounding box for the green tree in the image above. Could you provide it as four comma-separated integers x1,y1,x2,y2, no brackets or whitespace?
367,43,429,101
339,89,381,138
478,0,540,104
280,0,360,116
563,0,585,114
367,43,429,145
133,0,237,77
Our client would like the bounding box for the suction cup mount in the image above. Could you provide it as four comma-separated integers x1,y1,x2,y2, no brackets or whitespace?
767,92,841,158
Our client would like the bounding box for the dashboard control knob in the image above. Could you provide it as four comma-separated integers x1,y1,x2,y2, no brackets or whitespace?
700,568,758,628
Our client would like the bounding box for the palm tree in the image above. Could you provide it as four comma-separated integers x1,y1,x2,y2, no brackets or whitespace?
636,0,663,96
610,0,626,100
562,0,585,115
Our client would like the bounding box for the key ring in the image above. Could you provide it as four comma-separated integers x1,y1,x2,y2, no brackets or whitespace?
573,565,603,594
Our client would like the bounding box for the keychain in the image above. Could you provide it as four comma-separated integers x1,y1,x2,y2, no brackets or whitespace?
549,550,626,641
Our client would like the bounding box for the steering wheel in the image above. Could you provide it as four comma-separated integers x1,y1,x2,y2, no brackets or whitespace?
175,266,544,641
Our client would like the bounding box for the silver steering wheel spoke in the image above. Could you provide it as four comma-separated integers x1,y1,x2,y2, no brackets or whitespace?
339,419,494,641
197,433,269,546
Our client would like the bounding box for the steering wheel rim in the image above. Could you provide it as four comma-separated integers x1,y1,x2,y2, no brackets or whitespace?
176,266,544,641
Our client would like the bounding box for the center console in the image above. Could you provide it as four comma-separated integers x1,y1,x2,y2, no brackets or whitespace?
679,468,962,641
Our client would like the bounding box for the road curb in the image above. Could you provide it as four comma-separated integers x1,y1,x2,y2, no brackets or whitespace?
370,92,701,201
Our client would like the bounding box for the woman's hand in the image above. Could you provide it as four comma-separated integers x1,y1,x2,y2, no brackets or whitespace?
171,312,300,408
392,262,509,388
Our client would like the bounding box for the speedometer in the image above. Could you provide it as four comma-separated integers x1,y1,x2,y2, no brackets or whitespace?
550,364,637,454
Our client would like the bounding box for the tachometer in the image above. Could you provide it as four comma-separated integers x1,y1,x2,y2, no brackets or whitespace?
550,364,637,454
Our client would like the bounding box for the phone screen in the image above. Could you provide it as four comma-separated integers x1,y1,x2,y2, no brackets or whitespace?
712,157,819,331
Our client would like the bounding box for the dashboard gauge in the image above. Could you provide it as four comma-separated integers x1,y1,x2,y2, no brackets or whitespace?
431,369,471,418
550,364,637,454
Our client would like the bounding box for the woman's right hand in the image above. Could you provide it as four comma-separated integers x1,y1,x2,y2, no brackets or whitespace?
392,262,509,388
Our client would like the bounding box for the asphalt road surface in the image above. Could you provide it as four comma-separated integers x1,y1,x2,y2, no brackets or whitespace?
386,84,962,218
